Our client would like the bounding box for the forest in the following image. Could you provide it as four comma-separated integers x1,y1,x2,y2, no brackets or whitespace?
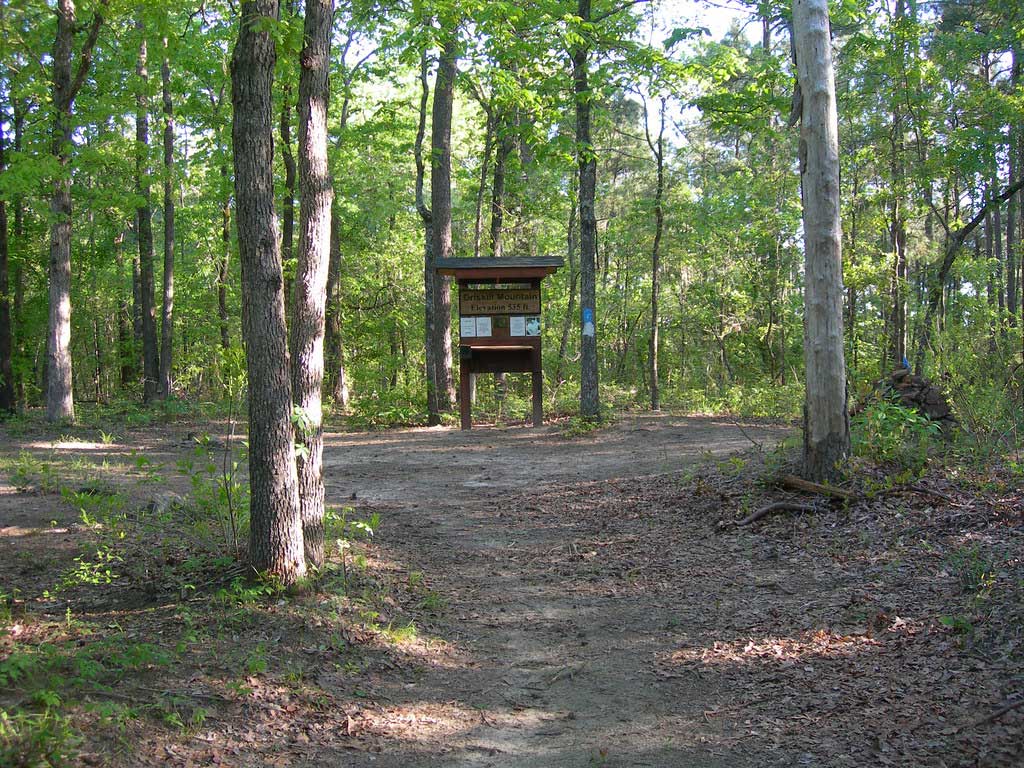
0,0,1022,765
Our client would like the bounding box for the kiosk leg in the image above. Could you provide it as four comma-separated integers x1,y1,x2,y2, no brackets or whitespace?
459,366,472,430
531,370,543,427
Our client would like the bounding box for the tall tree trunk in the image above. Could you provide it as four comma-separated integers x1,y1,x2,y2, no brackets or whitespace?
414,51,438,422
291,0,333,569
0,99,13,413
793,0,850,480
46,0,106,422
159,39,175,398
430,36,457,420
573,0,599,420
645,97,665,411
136,18,159,404
12,99,25,405
1007,96,1018,325
232,0,305,584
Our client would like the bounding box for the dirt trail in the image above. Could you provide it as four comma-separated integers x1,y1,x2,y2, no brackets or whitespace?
318,414,791,767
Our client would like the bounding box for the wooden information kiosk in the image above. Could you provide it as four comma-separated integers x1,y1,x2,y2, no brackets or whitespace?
436,257,563,430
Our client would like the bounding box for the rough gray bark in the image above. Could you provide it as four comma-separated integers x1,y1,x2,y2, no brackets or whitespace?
554,180,578,387
158,39,175,398
793,0,850,480
429,37,457,420
291,0,334,569
46,0,106,423
573,0,599,420
232,0,306,584
135,19,159,404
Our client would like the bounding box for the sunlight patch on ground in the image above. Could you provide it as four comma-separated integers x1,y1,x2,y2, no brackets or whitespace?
665,628,887,669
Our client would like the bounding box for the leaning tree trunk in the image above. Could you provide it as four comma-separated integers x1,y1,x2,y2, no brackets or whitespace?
573,0,600,420
135,19,159,404
793,0,850,481
232,0,306,584
291,0,334,569
158,38,175,399
46,0,106,423
430,36,457,420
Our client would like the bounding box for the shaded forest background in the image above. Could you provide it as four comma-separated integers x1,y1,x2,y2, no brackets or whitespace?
0,0,1022,433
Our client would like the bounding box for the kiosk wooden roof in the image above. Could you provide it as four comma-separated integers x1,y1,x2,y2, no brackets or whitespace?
436,256,563,281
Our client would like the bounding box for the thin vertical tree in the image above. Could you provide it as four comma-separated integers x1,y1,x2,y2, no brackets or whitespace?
793,0,850,480
232,0,306,584
0,101,13,414
158,35,175,399
573,0,599,420
135,15,159,403
46,0,107,423
291,0,334,568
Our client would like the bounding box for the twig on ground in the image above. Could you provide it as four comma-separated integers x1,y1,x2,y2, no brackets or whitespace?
966,695,1024,729
718,501,818,529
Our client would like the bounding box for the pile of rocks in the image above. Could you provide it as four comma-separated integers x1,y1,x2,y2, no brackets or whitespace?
878,368,957,430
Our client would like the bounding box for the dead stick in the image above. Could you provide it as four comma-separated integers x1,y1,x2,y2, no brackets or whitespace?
719,501,817,529
778,473,858,501
968,696,1024,728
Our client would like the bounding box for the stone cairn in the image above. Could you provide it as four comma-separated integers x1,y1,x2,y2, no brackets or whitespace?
876,367,957,431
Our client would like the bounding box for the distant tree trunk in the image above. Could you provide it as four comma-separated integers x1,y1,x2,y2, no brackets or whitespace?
46,0,106,423
291,0,333,569
644,96,665,411
0,106,14,414
12,101,25,405
158,39,175,398
1007,112,1018,325
473,108,494,259
430,36,457,420
219,141,231,351
573,0,599,420
115,233,133,388
325,195,350,406
413,51,440,424
232,0,305,584
490,117,514,259
793,0,849,480
554,179,578,387
135,19,159,404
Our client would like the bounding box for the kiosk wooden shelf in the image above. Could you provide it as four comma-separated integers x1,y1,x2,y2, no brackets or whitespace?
436,257,563,430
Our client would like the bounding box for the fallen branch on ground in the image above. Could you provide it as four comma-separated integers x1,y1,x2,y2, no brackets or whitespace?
778,474,858,501
718,501,818,530
966,695,1024,729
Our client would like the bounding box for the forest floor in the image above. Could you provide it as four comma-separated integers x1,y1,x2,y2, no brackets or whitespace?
1,412,1022,767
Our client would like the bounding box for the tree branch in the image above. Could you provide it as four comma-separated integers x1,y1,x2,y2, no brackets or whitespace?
68,0,109,104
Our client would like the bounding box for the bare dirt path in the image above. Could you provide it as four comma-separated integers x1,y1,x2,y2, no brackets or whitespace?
315,414,793,767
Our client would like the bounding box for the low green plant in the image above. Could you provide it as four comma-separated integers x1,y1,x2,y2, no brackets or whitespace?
0,709,79,768
947,544,997,599
851,397,941,473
